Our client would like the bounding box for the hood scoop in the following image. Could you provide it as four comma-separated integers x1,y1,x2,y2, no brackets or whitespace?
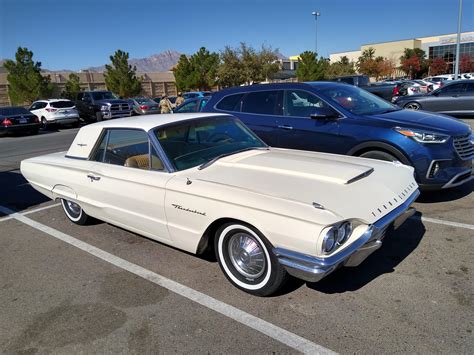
346,168,374,184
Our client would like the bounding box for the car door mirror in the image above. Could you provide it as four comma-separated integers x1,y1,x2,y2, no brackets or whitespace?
310,107,339,120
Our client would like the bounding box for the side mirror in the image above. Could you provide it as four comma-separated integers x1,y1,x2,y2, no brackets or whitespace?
310,107,339,120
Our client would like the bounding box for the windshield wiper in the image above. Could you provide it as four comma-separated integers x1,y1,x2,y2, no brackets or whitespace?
198,147,268,170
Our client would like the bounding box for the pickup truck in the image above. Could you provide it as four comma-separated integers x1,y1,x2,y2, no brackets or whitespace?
75,91,132,122
332,75,396,101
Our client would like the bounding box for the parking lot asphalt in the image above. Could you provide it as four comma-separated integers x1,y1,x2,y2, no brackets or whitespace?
1,122,473,354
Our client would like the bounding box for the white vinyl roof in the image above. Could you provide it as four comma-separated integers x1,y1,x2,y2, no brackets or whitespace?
66,113,231,159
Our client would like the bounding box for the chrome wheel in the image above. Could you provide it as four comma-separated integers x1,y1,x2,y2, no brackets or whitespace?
61,198,89,225
66,200,81,217
404,102,420,110
228,232,265,279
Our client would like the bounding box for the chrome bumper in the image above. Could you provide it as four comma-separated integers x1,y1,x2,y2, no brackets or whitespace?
273,190,420,283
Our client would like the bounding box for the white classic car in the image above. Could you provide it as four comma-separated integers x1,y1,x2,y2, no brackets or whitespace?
21,113,419,296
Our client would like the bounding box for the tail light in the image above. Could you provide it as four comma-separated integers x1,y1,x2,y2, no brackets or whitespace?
392,86,399,96
45,108,57,112
139,105,149,110
34,116,40,123
2,118,12,126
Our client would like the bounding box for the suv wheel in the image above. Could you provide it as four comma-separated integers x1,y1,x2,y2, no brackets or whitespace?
41,117,48,130
359,150,399,162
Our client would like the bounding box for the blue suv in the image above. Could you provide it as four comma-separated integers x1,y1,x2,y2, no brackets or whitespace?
203,82,473,190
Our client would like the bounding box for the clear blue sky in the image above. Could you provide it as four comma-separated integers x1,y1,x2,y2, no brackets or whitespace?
1,0,473,70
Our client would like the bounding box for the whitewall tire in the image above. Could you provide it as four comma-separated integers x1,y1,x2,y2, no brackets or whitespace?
61,199,90,225
214,222,288,296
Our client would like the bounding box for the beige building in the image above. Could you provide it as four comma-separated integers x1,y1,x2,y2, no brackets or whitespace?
330,31,474,73
0,71,176,106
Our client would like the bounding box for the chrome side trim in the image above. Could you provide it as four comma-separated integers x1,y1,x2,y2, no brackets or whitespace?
273,189,420,283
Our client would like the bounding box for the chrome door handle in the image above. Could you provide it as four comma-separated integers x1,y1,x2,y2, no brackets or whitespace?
277,125,293,130
87,174,101,181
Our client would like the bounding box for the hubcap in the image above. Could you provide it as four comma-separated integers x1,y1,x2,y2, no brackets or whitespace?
228,233,265,279
66,200,81,216
406,103,419,110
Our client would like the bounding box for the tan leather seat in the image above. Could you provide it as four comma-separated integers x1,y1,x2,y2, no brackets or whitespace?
124,154,164,170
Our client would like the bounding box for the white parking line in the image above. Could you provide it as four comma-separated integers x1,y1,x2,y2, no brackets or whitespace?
414,215,474,231
0,203,61,223
0,204,335,355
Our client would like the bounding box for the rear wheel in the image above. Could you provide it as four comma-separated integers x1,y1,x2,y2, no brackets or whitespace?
359,150,399,162
404,102,421,110
61,199,90,225
41,117,49,130
214,222,288,296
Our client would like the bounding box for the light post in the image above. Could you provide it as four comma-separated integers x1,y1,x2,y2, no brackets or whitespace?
454,0,463,78
311,11,321,55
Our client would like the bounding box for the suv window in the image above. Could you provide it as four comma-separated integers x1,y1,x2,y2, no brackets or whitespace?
216,94,244,111
440,83,465,94
175,100,198,113
241,91,280,115
91,129,164,170
284,90,329,117
50,100,74,108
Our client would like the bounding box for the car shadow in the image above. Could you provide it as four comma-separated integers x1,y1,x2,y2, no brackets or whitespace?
306,217,426,294
416,180,473,203
0,170,50,214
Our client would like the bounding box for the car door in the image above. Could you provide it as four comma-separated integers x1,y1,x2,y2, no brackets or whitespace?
237,90,283,147
277,89,343,153
426,83,467,113
86,128,173,242
458,82,474,114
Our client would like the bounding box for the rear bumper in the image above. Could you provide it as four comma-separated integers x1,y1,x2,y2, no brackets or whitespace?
0,123,40,135
46,116,80,125
273,190,419,283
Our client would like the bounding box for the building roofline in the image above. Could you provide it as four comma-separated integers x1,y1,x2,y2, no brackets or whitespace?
360,31,474,47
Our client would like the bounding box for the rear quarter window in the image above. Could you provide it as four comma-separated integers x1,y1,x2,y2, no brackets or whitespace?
50,100,75,108
215,94,244,111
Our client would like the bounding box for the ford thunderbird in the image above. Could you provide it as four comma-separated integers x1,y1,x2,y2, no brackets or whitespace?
21,113,419,296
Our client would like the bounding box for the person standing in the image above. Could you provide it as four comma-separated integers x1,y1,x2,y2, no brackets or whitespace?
159,94,172,114
175,92,185,106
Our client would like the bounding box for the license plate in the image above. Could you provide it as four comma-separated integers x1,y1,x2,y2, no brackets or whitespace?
19,118,27,123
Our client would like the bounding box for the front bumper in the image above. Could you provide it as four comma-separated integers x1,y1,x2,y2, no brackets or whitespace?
102,110,132,119
273,190,420,283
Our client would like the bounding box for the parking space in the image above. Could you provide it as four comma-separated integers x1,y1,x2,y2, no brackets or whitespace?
1,122,473,353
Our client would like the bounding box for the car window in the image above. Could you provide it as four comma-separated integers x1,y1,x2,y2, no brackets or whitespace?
39,102,48,109
199,98,209,111
283,90,329,117
175,100,198,113
0,107,30,115
464,82,474,93
29,103,38,110
90,129,164,170
50,100,74,108
241,90,280,115
216,94,244,111
439,83,465,94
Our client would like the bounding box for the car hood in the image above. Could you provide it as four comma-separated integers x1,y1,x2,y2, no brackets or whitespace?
363,109,471,136
95,99,130,105
185,148,418,225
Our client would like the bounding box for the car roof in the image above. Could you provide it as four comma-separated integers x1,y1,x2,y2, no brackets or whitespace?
35,99,72,103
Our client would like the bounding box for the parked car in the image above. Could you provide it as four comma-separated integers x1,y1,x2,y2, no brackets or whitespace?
391,81,422,101
394,80,474,118
183,91,212,100
29,99,80,129
409,80,434,93
20,113,418,296
203,82,473,190
75,91,132,122
173,97,209,113
0,106,40,136
332,75,396,101
128,97,160,115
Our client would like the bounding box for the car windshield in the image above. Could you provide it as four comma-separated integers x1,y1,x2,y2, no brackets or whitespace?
51,100,74,108
154,116,267,171
91,92,118,100
0,107,29,115
135,98,154,105
318,85,399,115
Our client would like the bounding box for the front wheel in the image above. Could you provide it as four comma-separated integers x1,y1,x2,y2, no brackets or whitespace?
214,222,288,296
404,102,421,110
359,150,399,162
61,199,90,225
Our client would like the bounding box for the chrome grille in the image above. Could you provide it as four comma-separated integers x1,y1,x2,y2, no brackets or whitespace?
110,103,129,111
453,134,474,160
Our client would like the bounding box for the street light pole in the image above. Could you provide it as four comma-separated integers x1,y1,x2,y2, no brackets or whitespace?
311,11,321,55
454,0,463,78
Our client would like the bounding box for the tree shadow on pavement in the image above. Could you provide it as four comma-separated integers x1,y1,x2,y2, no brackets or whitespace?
0,170,49,215
306,217,426,294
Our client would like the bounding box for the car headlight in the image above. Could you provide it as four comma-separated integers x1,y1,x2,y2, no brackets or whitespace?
321,221,353,254
394,127,449,144
100,105,109,111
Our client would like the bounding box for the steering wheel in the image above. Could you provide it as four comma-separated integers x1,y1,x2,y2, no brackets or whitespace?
207,133,233,143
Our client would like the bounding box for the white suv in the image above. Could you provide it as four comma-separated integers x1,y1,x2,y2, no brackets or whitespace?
29,99,80,129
